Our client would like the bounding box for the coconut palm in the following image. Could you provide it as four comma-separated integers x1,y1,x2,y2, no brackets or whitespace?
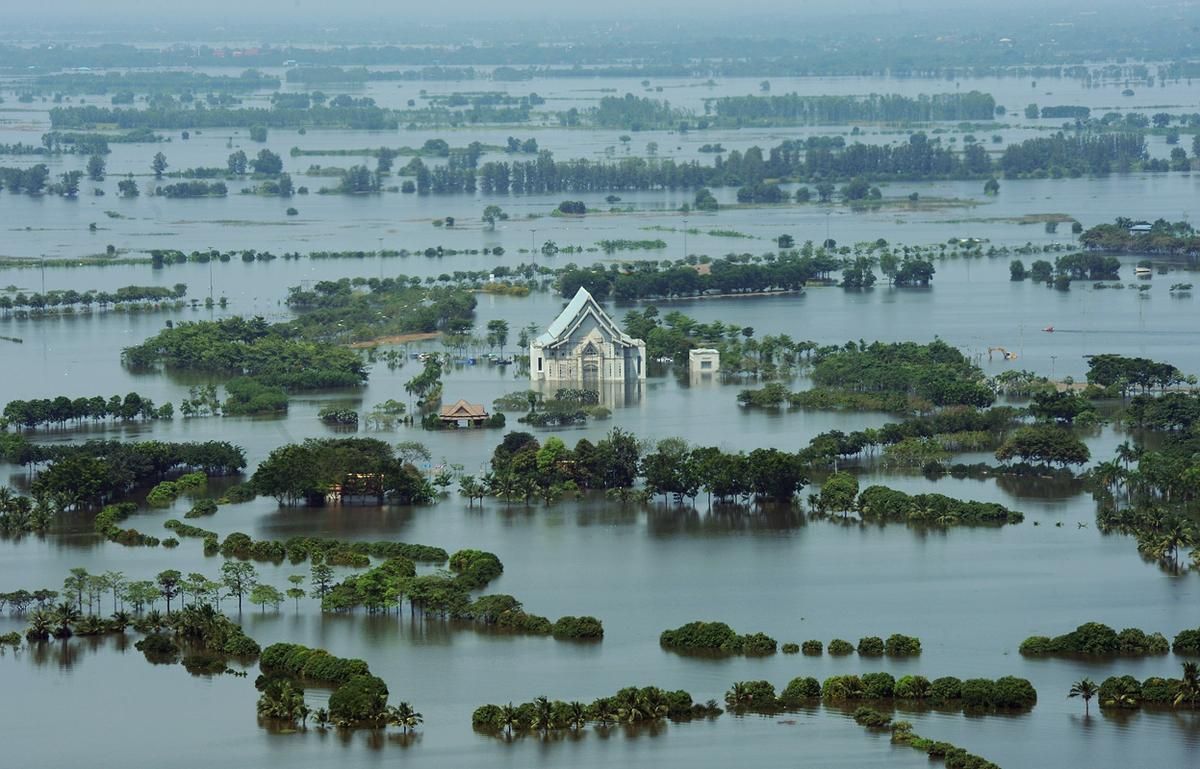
616,688,646,723
25,609,52,641
591,698,616,726
51,601,80,638
639,688,669,719
725,681,751,709
1068,678,1098,715
1175,662,1200,709
313,708,330,729
567,701,587,730
499,703,519,736
389,701,423,732
531,696,553,733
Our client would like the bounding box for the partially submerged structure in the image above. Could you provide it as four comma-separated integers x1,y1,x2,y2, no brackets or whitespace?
438,399,490,428
529,287,646,383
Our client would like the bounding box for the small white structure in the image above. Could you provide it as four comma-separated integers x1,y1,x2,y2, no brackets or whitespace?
689,348,720,375
529,287,646,383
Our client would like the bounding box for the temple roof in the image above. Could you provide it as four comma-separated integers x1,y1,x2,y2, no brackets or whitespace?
439,399,488,418
534,287,639,347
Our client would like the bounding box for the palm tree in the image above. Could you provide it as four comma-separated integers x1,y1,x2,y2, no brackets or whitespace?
51,601,81,638
1160,522,1196,567
1069,678,1098,715
390,701,423,732
567,701,587,730
617,688,645,723
25,609,52,641
532,696,553,733
313,708,330,729
1175,662,1200,709
592,698,616,726
725,681,751,709
500,703,518,736
639,688,669,720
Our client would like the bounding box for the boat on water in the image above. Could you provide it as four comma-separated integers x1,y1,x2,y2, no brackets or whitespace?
1043,325,1054,333
1134,266,1153,278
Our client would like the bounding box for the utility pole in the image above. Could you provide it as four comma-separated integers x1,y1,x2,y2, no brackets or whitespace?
682,218,688,259
531,228,537,256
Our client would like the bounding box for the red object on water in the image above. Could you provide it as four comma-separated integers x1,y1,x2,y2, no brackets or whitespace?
1042,326,1054,332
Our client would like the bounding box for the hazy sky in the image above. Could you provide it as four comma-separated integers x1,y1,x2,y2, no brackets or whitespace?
5,0,1120,25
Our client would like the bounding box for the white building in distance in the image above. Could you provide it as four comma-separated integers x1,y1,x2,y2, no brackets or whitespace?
529,287,646,383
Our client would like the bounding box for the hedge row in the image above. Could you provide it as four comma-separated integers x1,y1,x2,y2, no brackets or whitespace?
728,673,1036,712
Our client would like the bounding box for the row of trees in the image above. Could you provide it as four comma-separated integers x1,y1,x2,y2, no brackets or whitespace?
0,284,187,315
3,393,172,429
709,91,997,124
49,104,398,131
473,686,719,735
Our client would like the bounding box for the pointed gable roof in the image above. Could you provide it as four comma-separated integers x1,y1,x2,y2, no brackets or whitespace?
535,287,639,348
439,399,488,418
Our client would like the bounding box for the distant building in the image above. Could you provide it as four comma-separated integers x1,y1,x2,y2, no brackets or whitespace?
1129,222,1153,235
529,287,646,383
689,348,720,375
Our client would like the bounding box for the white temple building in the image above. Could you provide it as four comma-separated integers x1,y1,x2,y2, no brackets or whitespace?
529,287,646,383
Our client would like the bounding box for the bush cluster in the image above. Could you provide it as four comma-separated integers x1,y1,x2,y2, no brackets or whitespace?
659,621,777,656
1019,622,1169,656
472,685,719,734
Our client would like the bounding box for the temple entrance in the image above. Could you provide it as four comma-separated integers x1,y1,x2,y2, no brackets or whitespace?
581,341,601,378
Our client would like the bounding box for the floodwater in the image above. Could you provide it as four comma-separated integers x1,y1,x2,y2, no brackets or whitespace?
1,70,1199,768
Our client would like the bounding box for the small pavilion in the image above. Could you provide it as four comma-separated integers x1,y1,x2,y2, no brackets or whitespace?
438,399,490,428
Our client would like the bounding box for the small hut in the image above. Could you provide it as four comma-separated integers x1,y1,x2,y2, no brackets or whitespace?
438,399,490,428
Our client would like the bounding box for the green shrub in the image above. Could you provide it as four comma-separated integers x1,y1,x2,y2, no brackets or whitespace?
472,704,504,730
1020,622,1122,656
960,678,996,709
885,633,921,656
828,638,854,655
929,676,962,703
497,610,552,634
184,498,218,518
1099,675,1142,709
822,675,865,701
740,632,778,655
1140,676,1177,704
136,633,179,657
781,642,800,654
1173,628,1200,654
552,615,604,640
328,674,389,723
0,632,21,646
801,639,823,655
895,675,932,700
853,706,891,728
991,676,1037,708
726,680,777,710
857,636,885,656
861,672,896,699
660,621,741,653
779,676,821,705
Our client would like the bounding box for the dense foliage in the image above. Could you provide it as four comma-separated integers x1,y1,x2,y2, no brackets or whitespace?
122,317,368,391
1020,622,1170,657
251,437,434,506
659,621,778,656
473,685,719,734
